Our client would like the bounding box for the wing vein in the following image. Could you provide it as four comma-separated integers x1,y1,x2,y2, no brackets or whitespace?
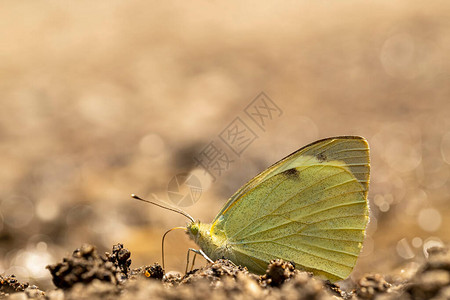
308,214,366,226
228,165,342,240
233,243,352,278
234,190,365,241
233,237,359,257
286,201,366,221
270,241,355,268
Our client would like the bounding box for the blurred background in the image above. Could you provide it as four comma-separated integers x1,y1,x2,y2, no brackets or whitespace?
1,0,449,290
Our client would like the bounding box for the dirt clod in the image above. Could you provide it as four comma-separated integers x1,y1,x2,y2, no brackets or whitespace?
260,259,297,287
46,243,131,289
4,244,450,299
403,246,450,300
179,258,252,285
0,275,29,297
141,264,164,280
105,243,132,282
356,274,391,299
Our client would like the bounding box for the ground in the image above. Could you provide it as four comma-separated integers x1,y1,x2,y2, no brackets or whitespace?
1,243,449,299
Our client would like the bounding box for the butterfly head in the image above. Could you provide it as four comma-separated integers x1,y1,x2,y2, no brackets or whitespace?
186,221,212,245
186,221,200,242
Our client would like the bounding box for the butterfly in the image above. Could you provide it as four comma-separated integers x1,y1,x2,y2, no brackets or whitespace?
133,136,370,282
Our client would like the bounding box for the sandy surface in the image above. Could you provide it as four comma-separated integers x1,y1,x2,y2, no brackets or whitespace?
2,244,450,299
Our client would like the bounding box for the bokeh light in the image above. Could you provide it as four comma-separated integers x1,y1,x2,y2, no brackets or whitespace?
139,133,166,158
417,208,442,232
396,238,415,260
0,196,34,229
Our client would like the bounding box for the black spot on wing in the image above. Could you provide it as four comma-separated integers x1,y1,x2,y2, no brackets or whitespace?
282,168,299,179
316,153,327,162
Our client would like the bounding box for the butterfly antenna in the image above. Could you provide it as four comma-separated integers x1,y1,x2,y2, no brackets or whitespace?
161,227,186,270
131,194,195,222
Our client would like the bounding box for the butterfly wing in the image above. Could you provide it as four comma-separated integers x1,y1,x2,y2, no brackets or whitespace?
213,136,369,222
210,136,370,281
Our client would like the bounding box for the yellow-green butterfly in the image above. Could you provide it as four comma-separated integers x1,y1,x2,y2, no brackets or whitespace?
133,136,370,282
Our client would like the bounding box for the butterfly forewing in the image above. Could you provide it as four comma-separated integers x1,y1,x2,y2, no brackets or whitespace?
210,136,370,281
212,136,369,223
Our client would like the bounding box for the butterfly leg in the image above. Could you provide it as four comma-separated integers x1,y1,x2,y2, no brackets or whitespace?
190,250,197,271
185,248,197,274
185,248,214,273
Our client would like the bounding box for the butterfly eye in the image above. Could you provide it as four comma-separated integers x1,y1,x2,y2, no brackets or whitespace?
190,224,199,236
